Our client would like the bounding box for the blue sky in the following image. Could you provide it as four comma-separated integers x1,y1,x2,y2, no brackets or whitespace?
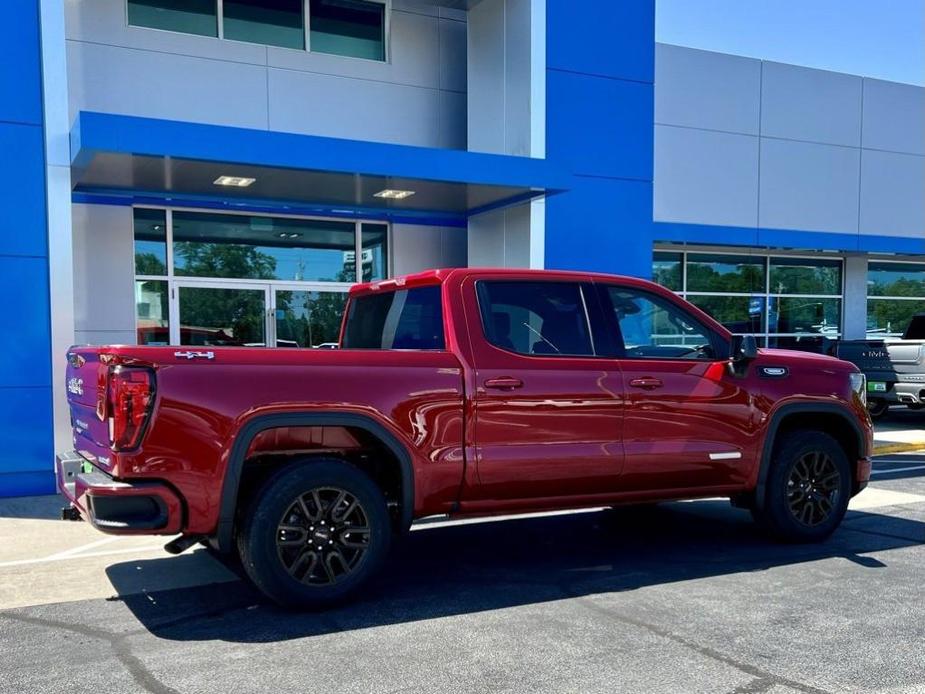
656,0,925,85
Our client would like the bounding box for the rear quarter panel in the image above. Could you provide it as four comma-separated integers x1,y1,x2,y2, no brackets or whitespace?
96,347,466,534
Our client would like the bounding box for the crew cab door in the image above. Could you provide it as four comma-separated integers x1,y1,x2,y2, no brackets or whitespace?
464,276,625,501
595,282,758,491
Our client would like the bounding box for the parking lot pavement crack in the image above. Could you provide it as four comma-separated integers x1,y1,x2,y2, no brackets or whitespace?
731,677,779,693
0,612,182,694
566,592,832,694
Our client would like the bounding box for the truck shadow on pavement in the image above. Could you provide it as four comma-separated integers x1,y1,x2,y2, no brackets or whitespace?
105,500,924,643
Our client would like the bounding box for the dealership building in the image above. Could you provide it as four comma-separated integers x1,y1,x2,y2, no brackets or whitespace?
1,0,923,496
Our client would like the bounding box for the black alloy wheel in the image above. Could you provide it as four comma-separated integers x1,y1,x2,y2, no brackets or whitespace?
238,459,391,608
786,450,840,527
276,487,371,585
751,430,851,543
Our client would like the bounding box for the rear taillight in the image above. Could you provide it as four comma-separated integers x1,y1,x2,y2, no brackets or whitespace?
107,367,155,450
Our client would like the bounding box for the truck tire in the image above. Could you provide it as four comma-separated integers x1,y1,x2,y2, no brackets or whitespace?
237,459,391,609
867,399,889,419
751,431,851,543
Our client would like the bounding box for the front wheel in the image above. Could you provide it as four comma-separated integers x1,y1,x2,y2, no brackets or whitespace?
751,431,851,543
237,459,391,609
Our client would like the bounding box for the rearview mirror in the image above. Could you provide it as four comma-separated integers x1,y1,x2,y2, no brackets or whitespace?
731,334,758,362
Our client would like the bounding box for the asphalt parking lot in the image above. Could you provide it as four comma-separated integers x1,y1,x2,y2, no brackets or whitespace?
1,453,924,694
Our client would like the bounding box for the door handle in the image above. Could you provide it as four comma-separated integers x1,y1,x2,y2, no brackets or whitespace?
484,377,524,391
629,377,663,390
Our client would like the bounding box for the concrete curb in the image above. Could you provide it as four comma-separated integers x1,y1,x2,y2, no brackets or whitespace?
872,442,925,456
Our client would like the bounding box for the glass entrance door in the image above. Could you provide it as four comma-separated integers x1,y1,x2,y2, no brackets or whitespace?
271,287,349,349
174,283,270,347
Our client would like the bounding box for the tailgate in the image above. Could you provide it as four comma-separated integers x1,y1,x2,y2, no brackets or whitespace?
65,348,112,461
833,340,896,380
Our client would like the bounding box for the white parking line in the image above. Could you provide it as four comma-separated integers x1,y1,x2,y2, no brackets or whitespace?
43,536,121,560
0,544,168,569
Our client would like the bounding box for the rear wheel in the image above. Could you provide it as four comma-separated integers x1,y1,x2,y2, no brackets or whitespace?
867,399,890,419
237,459,391,609
751,431,851,543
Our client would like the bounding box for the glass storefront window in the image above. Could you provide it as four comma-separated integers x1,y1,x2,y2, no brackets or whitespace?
310,0,386,61
867,262,925,298
770,257,842,296
134,209,168,276
223,0,304,49
128,0,218,37
652,252,682,292
685,253,765,294
867,299,925,337
275,290,348,348
172,212,357,283
769,297,841,336
361,224,388,282
135,280,170,345
687,295,765,335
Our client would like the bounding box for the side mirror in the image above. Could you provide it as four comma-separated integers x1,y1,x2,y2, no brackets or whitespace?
731,334,758,362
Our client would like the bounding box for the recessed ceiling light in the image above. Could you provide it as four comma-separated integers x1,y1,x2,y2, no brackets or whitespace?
214,175,256,188
374,189,415,200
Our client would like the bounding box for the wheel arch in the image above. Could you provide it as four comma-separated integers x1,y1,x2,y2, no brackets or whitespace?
755,403,866,511
215,412,415,552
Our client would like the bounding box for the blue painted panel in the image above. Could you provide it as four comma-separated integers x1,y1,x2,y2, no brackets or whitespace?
0,1,42,126
0,386,54,493
655,221,925,257
857,234,925,255
546,178,654,279
72,112,573,192
547,70,653,181
0,123,48,257
0,471,56,498
547,0,655,84
0,257,51,388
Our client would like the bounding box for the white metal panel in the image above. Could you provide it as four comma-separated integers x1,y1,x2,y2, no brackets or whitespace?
654,125,759,228
862,78,925,156
72,204,137,334
66,40,270,129
655,44,761,135
441,227,468,267
761,62,862,147
860,150,925,238
759,138,860,233
439,89,468,149
467,0,505,154
439,15,467,93
391,224,446,275
267,67,442,146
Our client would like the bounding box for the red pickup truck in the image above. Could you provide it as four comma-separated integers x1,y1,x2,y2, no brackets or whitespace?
58,268,872,608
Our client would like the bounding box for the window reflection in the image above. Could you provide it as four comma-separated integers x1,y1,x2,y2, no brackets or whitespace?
172,212,357,283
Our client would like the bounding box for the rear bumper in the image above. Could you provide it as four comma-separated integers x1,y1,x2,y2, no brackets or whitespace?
55,451,183,535
893,381,925,405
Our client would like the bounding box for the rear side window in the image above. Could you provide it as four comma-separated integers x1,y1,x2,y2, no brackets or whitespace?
477,281,594,356
342,286,445,350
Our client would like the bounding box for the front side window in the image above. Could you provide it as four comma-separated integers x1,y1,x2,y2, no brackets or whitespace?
342,286,444,350
477,282,594,357
606,287,718,360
